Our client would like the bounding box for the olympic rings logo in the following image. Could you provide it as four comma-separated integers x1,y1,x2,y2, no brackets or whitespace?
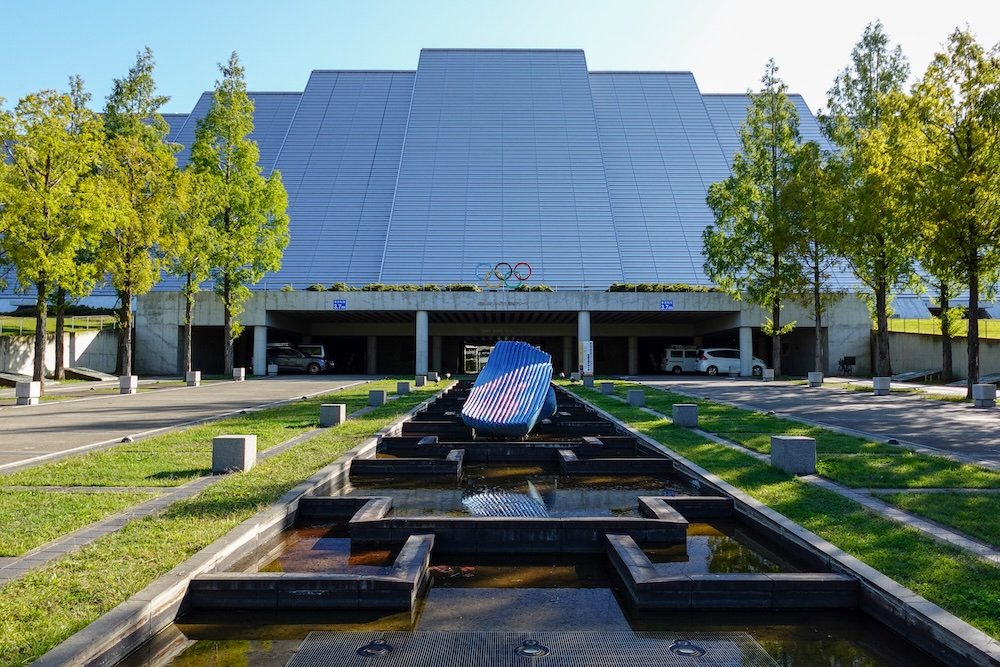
475,261,533,289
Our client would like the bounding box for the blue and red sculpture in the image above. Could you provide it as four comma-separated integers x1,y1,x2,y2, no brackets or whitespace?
461,340,557,437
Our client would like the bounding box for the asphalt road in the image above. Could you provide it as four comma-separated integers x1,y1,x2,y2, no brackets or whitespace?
0,376,369,471
639,376,1000,468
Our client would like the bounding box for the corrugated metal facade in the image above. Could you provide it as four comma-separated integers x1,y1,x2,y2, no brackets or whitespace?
4,49,847,299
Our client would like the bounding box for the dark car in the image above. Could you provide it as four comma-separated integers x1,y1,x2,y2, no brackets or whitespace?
266,346,331,375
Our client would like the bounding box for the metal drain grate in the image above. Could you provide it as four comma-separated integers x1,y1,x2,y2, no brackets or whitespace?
285,630,778,666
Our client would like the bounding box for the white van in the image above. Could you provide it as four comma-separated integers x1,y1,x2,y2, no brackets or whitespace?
696,348,766,376
661,347,700,374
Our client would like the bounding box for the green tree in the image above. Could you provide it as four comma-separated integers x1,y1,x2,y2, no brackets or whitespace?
52,76,105,380
0,86,103,385
909,28,1000,395
783,141,843,373
704,59,804,376
163,169,218,373
99,47,178,377
190,52,289,375
823,20,915,376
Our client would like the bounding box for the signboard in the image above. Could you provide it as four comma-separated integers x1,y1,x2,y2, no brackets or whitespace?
660,300,674,311
579,340,594,376
331,299,347,310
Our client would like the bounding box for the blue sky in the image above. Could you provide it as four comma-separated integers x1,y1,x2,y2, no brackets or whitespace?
3,1,999,115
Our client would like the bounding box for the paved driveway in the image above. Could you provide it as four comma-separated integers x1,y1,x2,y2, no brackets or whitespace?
0,376,369,470
638,376,1000,467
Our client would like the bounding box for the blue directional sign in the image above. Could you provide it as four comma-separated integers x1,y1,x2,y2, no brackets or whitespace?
331,299,348,310
660,300,674,311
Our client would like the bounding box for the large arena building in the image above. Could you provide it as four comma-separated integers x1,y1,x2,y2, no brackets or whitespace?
135,48,870,377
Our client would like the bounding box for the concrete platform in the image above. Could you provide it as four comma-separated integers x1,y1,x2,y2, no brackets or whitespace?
287,630,777,666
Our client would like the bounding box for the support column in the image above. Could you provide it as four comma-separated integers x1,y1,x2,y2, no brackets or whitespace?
366,336,377,375
628,335,638,376
252,326,267,376
432,335,442,374
577,311,591,375
562,336,573,375
739,326,753,377
415,310,429,376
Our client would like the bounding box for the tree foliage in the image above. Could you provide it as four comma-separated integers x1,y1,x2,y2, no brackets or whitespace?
704,59,803,376
99,47,178,375
823,20,915,376
783,141,843,372
908,28,1000,394
0,85,104,383
190,52,289,374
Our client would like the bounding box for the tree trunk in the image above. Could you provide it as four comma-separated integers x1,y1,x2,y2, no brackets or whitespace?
33,279,48,391
54,287,66,380
223,275,234,376
771,300,782,377
116,288,133,377
967,270,979,399
183,273,194,374
813,260,823,373
939,285,953,384
874,285,891,377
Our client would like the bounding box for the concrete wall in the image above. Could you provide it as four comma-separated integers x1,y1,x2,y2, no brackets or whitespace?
889,332,1000,380
0,330,117,376
134,290,873,376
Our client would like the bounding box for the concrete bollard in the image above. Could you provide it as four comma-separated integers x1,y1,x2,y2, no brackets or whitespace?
762,369,775,382
583,376,595,388
600,382,615,395
15,381,40,406
428,371,440,382
320,403,347,427
119,375,138,395
397,381,411,395
807,371,823,388
186,370,201,387
212,434,257,473
627,389,645,407
233,367,246,382
872,377,891,396
770,435,817,475
973,383,996,409
369,389,387,407
266,364,278,377
415,375,427,387
672,403,698,428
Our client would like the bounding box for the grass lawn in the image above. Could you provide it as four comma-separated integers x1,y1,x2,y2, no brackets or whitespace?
564,383,1000,641
819,454,1000,489
874,492,1000,548
0,381,439,666
0,315,115,336
0,490,154,556
0,384,391,488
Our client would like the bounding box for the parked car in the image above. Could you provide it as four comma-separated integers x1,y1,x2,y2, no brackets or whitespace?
696,348,765,376
661,346,700,374
266,344,331,375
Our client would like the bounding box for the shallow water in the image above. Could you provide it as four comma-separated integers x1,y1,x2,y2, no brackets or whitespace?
345,463,690,518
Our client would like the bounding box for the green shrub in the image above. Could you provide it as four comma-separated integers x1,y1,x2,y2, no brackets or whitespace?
443,283,482,292
306,284,327,292
279,284,294,292
607,282,721,293
512,284,554,292
328,282,357,292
